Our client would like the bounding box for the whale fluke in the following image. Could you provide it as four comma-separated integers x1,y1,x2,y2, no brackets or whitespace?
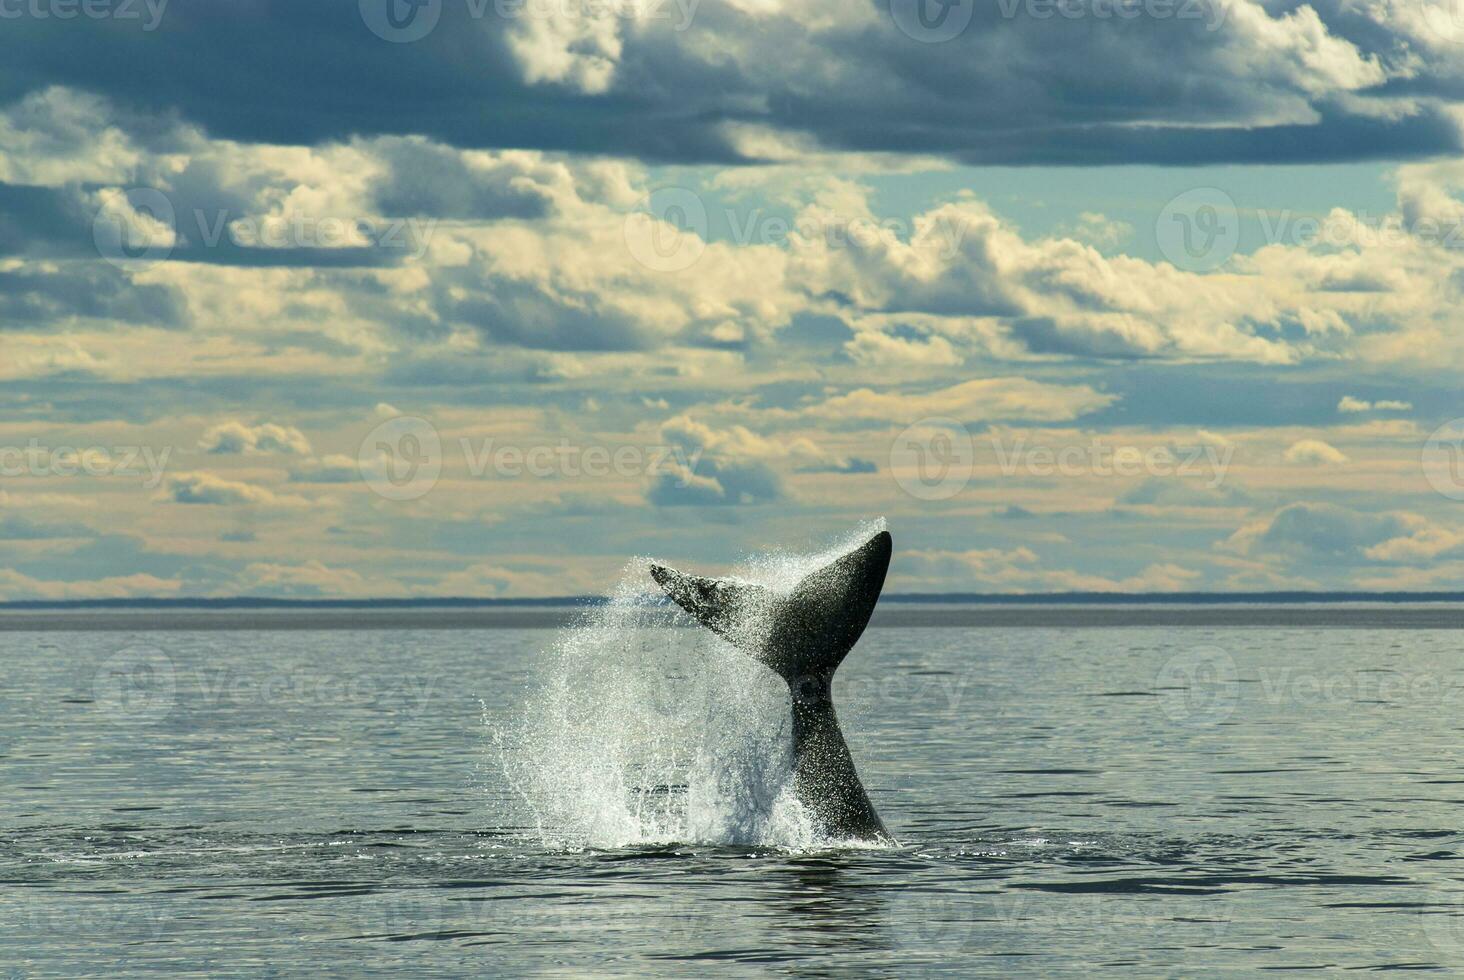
649,530,894,843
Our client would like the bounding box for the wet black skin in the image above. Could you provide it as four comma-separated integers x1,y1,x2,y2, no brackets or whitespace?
650,530,894,843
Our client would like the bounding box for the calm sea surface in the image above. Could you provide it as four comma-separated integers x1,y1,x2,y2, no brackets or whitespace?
6,606,1464,976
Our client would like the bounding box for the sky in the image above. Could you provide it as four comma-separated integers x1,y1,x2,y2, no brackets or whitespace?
5,0,1464,599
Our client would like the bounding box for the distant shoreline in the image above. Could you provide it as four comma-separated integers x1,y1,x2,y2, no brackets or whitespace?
5,591,1464,611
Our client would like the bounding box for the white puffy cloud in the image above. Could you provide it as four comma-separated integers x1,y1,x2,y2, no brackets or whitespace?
200,421,312,456
895,546,1202,593
1338,396,1412,413
162,472,309,508
808,377,1116,424
1283,439,1349,465
0,569,182,601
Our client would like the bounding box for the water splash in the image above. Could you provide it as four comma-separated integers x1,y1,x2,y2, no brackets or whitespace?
497,521,888,850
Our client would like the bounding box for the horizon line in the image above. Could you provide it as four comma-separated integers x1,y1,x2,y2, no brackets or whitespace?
5,591,1464,610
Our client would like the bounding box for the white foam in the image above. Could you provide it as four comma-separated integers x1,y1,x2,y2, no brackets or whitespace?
494,521,887,851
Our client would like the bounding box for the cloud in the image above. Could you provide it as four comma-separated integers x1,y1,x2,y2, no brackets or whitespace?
1223,503,1414,560
13,18,1464,599
1337,395,1412,413
0,514,95,539
646,415,812,506
288,453,363,484
434,560,598,598
0,0,1440,167
1115,477,1250,510
1363,526,1464,564
797,456,877,475
1283,439,1348,465
895,546,1202,593
0,569,181,601
230,560,398,598
199,421,312,456
809,377,1116,424
162,471,308,508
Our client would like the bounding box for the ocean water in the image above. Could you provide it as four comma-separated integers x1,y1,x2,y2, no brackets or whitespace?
6,607,1464,976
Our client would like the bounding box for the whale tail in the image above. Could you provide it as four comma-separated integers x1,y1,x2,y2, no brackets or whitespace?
649,530,892,684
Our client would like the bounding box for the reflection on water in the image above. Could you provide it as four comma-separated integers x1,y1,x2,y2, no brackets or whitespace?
4,617,1464,975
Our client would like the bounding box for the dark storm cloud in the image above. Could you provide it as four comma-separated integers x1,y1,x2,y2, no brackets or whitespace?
0,514,96,540
15,532,216,583
646,456,784,506
0,181,419,272
0,261,184,328
440,278,652,351
0,183,97,258
368,138,555,219
0,2,750,162
0,0,1451,167
1240,502,1413,561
